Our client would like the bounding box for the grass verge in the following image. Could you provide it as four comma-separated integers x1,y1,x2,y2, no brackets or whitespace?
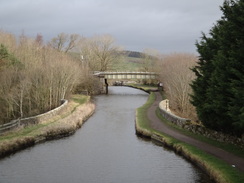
155,108,244,158
136,92,244,183
72,95,90,104
126,83,158,92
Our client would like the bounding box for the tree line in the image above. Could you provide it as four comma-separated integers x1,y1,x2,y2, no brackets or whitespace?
0,32,120,125
140,0,243,136
0,0,242,137
157,53,198,121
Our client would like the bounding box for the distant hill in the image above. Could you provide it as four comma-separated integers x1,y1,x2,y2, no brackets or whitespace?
121,50,145,58
69,50,151,71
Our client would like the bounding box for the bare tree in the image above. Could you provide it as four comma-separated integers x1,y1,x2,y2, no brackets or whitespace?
79,35,122,71
0,68,19,123
35,33,44,47
0,31,17,51
65,34,80,53
49,33,80,53
0,31,85,124
141,48,160,72
158,53,198,120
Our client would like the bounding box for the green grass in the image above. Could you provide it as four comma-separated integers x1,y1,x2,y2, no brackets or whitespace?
71,95,90,104
69,51,144,71
136,92,244,183
136,92,155,130
126,83,158,91
0,124,47,141
152,130,244,183
155,108,244,158
0,115,65,141
110,56,144,71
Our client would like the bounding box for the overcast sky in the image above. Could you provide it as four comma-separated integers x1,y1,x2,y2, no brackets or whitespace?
0,0,224,53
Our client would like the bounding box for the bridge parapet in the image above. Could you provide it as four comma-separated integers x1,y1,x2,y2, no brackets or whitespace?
94,71,158,80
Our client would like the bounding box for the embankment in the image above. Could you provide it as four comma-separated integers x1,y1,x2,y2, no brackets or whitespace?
0,98,95,159
135,92,244,183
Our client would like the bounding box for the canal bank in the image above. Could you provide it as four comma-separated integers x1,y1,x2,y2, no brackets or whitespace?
0,87,212,183
0,95,95,159
135,91,244,183
1,86,241,183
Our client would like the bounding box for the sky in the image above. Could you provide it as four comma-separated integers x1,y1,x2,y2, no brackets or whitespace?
0,0,224,53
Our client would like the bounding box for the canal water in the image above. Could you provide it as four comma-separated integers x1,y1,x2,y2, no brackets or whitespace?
0,87,212,183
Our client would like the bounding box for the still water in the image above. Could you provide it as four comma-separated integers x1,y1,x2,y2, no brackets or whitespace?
0,87,212,183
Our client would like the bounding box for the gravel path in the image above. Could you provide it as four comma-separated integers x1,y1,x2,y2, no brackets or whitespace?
147,92,244,172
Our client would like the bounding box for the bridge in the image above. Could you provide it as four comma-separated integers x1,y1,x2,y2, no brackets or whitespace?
94,71,157,79
94,71,158,94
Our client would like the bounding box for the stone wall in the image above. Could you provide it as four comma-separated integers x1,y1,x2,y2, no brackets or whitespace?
181,123,244,148
158,100,244,148
20,99,68,127
158,100,190,126
0,100,68,134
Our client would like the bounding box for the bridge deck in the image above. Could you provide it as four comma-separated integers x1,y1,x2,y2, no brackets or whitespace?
94,71,158,79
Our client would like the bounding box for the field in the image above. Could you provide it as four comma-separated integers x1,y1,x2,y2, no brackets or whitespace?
69,51,146,71
110,56,144,71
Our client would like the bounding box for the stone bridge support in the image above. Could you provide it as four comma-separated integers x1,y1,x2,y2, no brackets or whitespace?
105,78,108,94
100,78,108,94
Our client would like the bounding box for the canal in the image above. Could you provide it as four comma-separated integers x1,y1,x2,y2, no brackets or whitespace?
0,87,212,183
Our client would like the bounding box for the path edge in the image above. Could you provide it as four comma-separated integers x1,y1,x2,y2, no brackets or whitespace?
135,92,243,183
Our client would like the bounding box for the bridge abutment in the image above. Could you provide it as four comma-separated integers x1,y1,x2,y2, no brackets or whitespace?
99,78,108,94
105,78,108,94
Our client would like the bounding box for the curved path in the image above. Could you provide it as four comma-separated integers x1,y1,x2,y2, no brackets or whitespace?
147,92,244,172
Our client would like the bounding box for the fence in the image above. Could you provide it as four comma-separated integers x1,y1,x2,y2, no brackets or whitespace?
0,99,68,134
0,119,20,133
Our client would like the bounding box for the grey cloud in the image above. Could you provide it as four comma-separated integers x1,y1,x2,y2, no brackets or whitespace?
0,0,224,53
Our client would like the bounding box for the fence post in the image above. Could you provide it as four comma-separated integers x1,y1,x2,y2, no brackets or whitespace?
18,118,21,127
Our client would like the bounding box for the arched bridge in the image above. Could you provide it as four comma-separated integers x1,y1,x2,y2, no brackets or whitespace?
94,71,158,94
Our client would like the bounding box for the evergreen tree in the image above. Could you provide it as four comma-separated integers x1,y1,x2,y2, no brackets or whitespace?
191,0,244,135
0,44,10,67
0,44,21,69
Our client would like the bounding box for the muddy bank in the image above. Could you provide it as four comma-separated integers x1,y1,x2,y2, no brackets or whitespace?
0,101,95,159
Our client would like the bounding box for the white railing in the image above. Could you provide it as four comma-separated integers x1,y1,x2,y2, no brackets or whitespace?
94,71,158,79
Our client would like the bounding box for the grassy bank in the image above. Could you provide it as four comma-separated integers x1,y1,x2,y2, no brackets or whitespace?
126,83,158,92
155,108,244,158
0,95,95,158
135,92,244,183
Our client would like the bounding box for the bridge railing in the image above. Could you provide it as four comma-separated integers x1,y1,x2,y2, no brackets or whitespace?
93,71,158,79
94,71,157,74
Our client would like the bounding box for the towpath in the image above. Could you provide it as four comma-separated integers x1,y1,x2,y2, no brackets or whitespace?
147,92,244,172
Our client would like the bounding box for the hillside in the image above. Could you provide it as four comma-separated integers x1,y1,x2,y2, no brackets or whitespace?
69,50,146,71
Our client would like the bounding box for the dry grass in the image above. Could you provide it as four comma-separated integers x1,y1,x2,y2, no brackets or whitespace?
0,95,95,158
40,102,95,137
